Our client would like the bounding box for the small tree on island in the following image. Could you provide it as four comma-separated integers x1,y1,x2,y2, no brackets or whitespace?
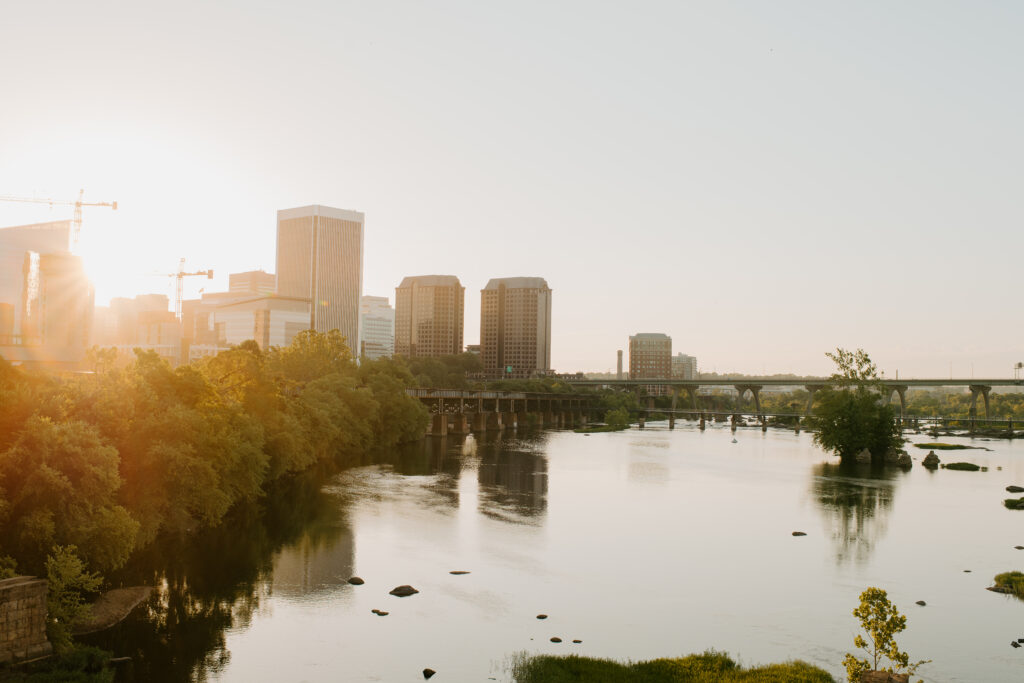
844,587,928,682
806,348,901,461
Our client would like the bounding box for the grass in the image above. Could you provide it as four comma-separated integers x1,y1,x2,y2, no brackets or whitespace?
1004,498,1024,510
575,425,629,433
508,650,835,683
913,442,975,450
993,571,1024,599
942,462,981,471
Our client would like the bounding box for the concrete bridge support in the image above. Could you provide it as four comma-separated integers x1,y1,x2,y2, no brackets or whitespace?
969,384,992,422
487,412,504,431
735,384,764,426
449,415,468,434
699,413,706,430
804,384,824,416
429,414,448,437
471,413,488,433
502,412,517,429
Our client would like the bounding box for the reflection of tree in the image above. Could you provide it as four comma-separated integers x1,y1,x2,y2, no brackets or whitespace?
81,472,352,682
811,461,902,566
477,434,548,524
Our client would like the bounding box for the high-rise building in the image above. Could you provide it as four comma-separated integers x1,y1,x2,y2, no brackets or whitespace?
671,352,698,380
0,221,71,338
276,205,364,353
394,275,464,358
480,277,552,379
629,333,672,380
21,252,93,350
230,270,276,296
360,295,394,360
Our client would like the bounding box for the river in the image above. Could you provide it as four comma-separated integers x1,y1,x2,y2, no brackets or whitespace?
89,422,1024,682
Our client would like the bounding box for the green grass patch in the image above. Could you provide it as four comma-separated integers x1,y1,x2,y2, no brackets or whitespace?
942,462,981,471
509,650,835,683
1004,498,1024,510
913,442,976,450
575,425,629,433
993,571,1024,599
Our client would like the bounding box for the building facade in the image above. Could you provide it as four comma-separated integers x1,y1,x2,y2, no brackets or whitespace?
629,333,672,380
360,295,394,360
0,221,71,340
21,252,93,350
230,270,276,296
671,352,698,380
480,277,552,379
276,205,364,352
394,275,464,358
212,295,310,351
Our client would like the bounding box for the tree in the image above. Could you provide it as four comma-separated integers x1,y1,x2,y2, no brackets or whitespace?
805,348,901,460
604,408,630,429
45,545,103,652
843,587,928,682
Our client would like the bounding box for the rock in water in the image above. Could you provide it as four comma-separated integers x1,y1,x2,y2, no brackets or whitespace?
572,639,582,644
915,600,926,606
390,585,419,597
897,452,913,468
550,637,562,643
1007,485,1024,493
854,448,872,464
792,531,807,536
348,577,364,585
1012,641,1021,649
536,614,548,620
922,451,940,469
423,668,437,679
884,448,901,465
449,570,470,575
1015,546,1024,550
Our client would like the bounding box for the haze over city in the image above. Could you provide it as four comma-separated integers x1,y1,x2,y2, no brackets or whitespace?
2,1,1021,376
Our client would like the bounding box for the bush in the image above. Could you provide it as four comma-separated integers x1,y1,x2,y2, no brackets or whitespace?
993,571,1024,599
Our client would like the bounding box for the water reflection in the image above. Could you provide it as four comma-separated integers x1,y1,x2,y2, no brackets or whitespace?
371,437,464,511
476,432,548,524
83,472,353,682
810,461,904,566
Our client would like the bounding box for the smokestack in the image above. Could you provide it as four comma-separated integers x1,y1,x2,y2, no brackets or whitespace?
616,349,623,380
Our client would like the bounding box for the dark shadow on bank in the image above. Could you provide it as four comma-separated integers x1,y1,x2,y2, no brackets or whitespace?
81,469,354,683
810,460,907,566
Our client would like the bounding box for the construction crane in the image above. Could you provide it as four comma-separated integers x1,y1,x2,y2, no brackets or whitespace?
0,188,117,249
162,258,214,320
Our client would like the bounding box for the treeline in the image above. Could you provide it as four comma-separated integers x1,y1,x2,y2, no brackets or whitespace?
0,330,429,583
403,352,578,394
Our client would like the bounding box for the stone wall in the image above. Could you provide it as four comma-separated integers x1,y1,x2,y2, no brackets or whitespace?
0,576,52,663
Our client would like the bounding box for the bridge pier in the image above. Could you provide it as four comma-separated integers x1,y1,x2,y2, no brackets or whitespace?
449,415,468,434
730,414,737,432
471,413,488,433
969,385,992,432
804,384,824,417
487,412,504,431
502,412,517,429
429,413,448,437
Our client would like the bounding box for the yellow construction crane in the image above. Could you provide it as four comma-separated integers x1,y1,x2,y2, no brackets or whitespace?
0,188,117,249
162,258,214,320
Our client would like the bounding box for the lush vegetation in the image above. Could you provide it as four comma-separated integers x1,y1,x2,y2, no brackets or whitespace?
843,587,927,682
943,462,981,471
1004,498,1024,510
509,650,834,683
804,349,901,461
993,571,1024,599
912,442,974,450
0,331,428,653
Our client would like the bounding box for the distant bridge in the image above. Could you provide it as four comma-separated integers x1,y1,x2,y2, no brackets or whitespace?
563,378,1024,421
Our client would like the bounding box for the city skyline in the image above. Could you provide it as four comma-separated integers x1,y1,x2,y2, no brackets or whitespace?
1,2,1022,377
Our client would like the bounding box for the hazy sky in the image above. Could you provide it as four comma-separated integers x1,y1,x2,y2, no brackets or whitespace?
2,1,1021,377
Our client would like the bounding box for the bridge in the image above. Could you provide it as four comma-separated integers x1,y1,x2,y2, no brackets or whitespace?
407,389,593,436
564,378,1024,422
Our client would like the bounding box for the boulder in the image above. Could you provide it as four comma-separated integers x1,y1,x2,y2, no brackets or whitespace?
550,637,562,643
922,451,940,469
792,531,807,537
449,570,470,575
897,452,913,468
572,639,582,644
423,669,436,679
915,600,926,606
1007,485,1024,493
536,614,548,620
389,585,419,597
1015,546,1024,550
348,577,364,585
854,448,872,464
884,448,901,465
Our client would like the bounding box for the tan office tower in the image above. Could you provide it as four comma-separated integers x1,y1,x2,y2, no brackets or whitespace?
276,205,364,352
21,252,93,349
394,275,464,357
480,277,552,379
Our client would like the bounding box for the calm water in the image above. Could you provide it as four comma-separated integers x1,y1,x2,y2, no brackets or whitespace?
92,423,1024,682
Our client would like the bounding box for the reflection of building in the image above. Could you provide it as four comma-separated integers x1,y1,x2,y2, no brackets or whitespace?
477,451,548,522
394,275,464,358
480,277,552,378
229,270,275,296
671,353,697,379
276,205,364,351
0,221,71,339
211,295,310,350
360,295,394,359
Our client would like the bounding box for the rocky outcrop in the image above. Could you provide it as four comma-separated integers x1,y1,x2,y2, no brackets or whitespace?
855,448,872,464
922,451,940,469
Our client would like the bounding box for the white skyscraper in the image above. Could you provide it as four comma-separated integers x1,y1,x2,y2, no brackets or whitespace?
360,295,395,360
276,205,364,353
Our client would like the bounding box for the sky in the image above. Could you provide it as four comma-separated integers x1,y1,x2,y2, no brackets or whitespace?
1,1,1022,377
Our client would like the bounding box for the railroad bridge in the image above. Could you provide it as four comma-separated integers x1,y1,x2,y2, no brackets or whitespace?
407,389,592,436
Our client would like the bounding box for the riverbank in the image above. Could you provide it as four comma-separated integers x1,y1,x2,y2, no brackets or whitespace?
509,651,834,682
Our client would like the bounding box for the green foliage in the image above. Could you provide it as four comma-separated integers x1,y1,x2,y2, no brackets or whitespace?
403,352,482,388
912,442,973,450
45,545,103,652
843,587,927,682
1004,497,1024,510
943,462,980,471
993,571,1024,598
806,349,900,461
0,554,17,578
0,644,114,682
605,407,631,429
509,650,835,682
